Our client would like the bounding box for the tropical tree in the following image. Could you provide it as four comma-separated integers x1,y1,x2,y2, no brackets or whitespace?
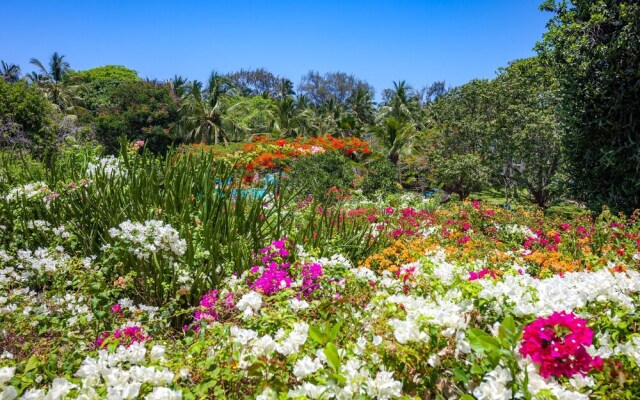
298,71,374,107
371,116,415,166
1,61,21,83
538,0,640,213
168,75,188,99
0,79,55,152
275,78,295,99
346,87,375,136
227,68,280,97
493,57,564,208
379,81,422,125
71,65,140,112
176,71,237,144
93,80,179,153
28,52,76,111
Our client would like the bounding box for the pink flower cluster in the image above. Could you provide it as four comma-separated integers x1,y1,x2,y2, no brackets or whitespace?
520,311,603,378
249,238,294,295
96,325,149,348
468,269,496,281
300,262,323,297
524,230,562,252
194,290,219,322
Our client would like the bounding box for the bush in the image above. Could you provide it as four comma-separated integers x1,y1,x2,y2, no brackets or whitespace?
431,153,489,199
286,151,355,200
361,158,399,196
539,0,640,213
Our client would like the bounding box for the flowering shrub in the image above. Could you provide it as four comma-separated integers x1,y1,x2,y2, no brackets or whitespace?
107,219,186,261
179,135,371,173
85,155,127,178
4,150,640,399
96,325,150,348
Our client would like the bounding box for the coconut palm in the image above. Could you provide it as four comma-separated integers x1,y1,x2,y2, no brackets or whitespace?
176,72,236,144
1,61,21,83
29,52,77,111
167,75,188,102
348,87,375,124
346,87,375,136
379,80,421,123
371,116,415,166
276,78,295,99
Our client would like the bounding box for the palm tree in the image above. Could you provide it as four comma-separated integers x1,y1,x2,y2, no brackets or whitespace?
1,61,21,83
167,75,188,102
176,72,236,144
379,80,420,123
346,87,375,136
29,52,76,110
276,78,295,99
371,116,415,166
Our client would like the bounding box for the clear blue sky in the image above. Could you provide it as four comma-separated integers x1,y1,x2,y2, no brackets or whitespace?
2,0,551,95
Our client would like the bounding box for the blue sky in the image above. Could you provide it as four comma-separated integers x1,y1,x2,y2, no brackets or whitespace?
2,0,551,95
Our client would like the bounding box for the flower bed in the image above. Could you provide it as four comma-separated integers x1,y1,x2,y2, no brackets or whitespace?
2,152,640,399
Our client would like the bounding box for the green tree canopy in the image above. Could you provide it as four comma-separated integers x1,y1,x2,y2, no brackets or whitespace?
538,0,640,213
94,80,178,153
0,79,55,150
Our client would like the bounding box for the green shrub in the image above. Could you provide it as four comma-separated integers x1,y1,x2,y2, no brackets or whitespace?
286,151,355,200
361,158,399,196
431,153,489,199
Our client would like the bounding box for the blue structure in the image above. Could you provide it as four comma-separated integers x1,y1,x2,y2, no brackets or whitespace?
212,174,279,199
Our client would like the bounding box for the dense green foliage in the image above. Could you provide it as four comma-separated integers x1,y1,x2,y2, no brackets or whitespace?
361,158,400,196
538,0,640,213
71,65,140,112
0,80,54,151
93,80,179,153
286,151,356,200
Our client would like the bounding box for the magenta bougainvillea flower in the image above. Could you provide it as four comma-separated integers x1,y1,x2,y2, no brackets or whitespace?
96,325,149,348
520,311,603,378
194,290,220,322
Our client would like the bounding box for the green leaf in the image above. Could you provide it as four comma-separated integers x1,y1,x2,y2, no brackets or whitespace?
467,328,500,354
458,395,476,400
328,321,342,342
24,356,39,373
323,342,341,373
501,315,516,336
453,367,469,383
309,326,323,345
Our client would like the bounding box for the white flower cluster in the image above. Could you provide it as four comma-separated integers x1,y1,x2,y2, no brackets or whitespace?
50,293,94,327
0,366,17,400
473,365,511,400
4,181,48,203
288,359,402,400
14,247,70,278
236,291,262,319
108,220,186,260
477,268,640,317
275,322,309,356
116,298,159,317
386,292,470,344
24,221,71,239
19,343,181,400
288,298,310,312
496,223,535,238
293,355,323,379
86,156,127,178
228,321,310,361
473,360,589,400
